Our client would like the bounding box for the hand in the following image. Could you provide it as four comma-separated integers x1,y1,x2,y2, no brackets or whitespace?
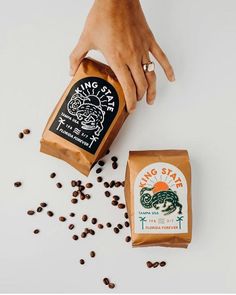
70,0,175,113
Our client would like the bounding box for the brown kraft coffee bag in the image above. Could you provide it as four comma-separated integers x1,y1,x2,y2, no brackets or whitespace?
40,58,128,176
125,150,192,248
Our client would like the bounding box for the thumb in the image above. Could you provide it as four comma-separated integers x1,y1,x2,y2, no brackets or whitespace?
69,37,89,76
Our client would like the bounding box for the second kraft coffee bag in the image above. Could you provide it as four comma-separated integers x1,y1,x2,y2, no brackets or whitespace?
125,150,192,248
40,58,128,176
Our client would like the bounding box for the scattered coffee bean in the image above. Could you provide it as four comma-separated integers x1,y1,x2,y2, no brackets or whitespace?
104,191,110,197
109,180,115,188
71,180,76,187
113,195,120,201
40,202,47,208
70,212,75,217
80,192,85,200
111,156,118,162
90,251,96,258
79,185,85,191
160,261,166,267
112,162,118,169
124,212,128,219
118,203,126,209
72,191,79,197
98,224,104,229
153,262,159,268
77,180,81,186
14,181,22,187
18,132,24,139
82,215,88,222
56,182,62,188
108,283,115,289
33,229,40,234
97,176,103,182
98,160,105,166
80,259,85,265
86,183,93,188
85,194,91,199
104,182,109,188
89,229,95,235
106,149,110,155
115,181,121,187
111,200,118,206
81,232,87,238
106,222,112,228
91,218,97,225
59,216,66,222
47,211,54,217
125,236,131,243
72,234,78,240
23,128,30,134
37,207,43,213
113,227,119,234
50,172,56,178
122,181,125,187
103,278,110,285
84,228,90,234
96,168,102,174
71,198,78,204
68,224,74,230
117,224,123,230
124,221,130,227
146,261,153,268
27,210,35,215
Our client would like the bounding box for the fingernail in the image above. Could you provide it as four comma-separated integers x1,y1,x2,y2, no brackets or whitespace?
148,100,155,105
170,74,175,82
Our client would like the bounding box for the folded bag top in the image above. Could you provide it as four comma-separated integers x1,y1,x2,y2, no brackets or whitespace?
40,58,128,176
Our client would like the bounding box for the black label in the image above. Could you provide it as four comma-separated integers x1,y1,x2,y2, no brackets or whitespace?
49,77,119,154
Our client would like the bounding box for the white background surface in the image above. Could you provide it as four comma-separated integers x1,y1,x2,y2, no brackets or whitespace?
0,0,236,293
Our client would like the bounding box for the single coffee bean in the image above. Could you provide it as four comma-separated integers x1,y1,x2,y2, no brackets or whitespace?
81,232,87,238
89,229,95,235
113,227,119,234
104,182,109,188
47,211,54,217
125,236,131,243
124,221,130,227
50,172,56,178
33,229,40,234
111,156,118,162
97,176,103,182
68,224,74,230
115,181,121,187
121,181,125,187
79,185,85,191
113,195,120,201
90,251,96,258
80,192,85,200
14,181,22,187
23,128,30,134
112,162,118,169
146,261,153,268
82,215,88,222
86,183,93,188
91,218,97,225
71,180,76,187
108,283,115,289
98,160,105,166
70,212,75,217
80,259,85,265
117,224,123,230
160,261,166,267
118,203,126,209
59,216,66,222
72,191,79,197
103,278,110,285
153,262,159,268
111,200,118,206
96,168,102,174
98,224,104,229
37,207,43,213
18,132,24,139
109,180,115,188
77,180,81,187
71,198,78,204
85,194,91,199
72,234,78,240
56,182,62,188
106,149,110,155
27,210,35,215
40,202,47,208
104,191,110,197
84,228,90,234
106,222,112,228
124,212,128,219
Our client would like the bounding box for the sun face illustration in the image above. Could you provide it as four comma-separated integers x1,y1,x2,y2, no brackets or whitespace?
152,181,169,193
